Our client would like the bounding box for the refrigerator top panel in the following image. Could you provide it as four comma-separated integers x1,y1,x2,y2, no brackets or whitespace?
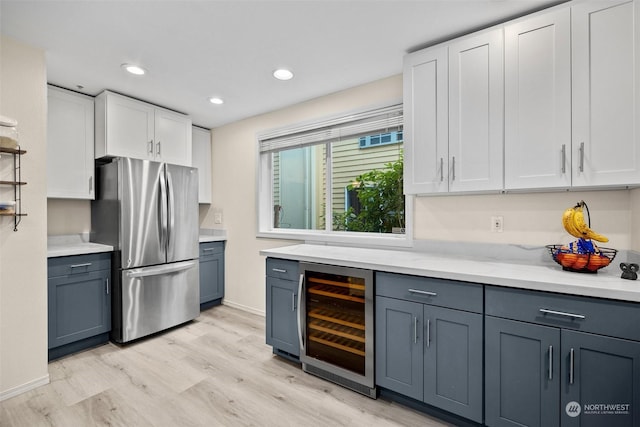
165,163,199,263
120,158,165,269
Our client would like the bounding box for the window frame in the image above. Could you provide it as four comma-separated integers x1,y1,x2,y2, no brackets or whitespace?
256,103,413,248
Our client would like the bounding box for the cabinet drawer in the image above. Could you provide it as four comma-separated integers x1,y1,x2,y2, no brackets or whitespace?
376,272,483,313
48,252,111,278
266,258,299,281
200,241,224,257
486,286,640,342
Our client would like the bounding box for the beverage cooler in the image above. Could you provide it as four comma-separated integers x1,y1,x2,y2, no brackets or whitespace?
298,263,375,398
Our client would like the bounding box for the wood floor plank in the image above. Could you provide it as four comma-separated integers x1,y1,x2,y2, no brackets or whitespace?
0,305,452,427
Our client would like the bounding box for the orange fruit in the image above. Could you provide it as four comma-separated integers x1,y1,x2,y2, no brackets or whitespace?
573,254,589,270
559,253,577,268
586,255,610,271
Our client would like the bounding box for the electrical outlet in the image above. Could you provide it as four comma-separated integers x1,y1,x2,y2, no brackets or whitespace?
491,216,504,233
214,213,222,224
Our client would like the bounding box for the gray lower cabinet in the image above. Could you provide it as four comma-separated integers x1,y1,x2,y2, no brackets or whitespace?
48,252,111,360
375,272,483,423
265,258,300,358
485,316,560,427
485,286,640,427
199,241,225,308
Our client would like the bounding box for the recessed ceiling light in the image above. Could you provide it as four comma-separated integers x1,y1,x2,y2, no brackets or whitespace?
273,68,294,81
122,64,146,75
209,97,224,105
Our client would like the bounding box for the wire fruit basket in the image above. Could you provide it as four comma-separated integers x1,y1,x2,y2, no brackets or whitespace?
546,244,617,273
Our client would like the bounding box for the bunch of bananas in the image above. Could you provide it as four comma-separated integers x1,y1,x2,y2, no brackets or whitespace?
562,201,609,243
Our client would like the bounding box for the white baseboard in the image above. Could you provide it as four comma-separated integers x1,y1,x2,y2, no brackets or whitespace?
0,374,50,402
222,300,265,317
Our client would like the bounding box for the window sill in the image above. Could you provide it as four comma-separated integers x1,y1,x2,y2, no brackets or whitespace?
256,229,413,249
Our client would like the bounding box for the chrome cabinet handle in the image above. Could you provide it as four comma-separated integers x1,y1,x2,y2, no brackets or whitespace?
426,318,431,348
89,176,93,193
539,308,586,320
291,293,296,312
70,263,92,268
413,317,418,344
561,144,566,174
203,248,216,252
148,140,153,155
579,142,585,172
570,348,575,384
106,278,110,295
156,141,161,156
451,156,456,181
548,345,553,380
440,158,444,182
409,289,437,297
272,268,287,273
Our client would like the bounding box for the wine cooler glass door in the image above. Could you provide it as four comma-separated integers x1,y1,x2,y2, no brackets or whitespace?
299,263,374,394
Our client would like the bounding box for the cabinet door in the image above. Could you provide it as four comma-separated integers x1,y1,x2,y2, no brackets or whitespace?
561,330,640,427
375,296,423,400
192,126,212,203
485,316,560,427
199,242,224,304
504,8,571,190
448,28,504,193
572,0,640,187
403,46,449,194
154,108,192,166
47,86,95,199
424,305,483,423
266,276,299,356
102,92,155,160
48,269,110,349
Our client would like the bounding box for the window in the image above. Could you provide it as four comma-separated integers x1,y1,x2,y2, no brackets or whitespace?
359,130,403,149
258,104,411,245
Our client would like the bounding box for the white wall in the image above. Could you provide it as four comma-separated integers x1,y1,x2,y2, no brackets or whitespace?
47,199,90,235
414,190,633,248
202,74,639,315
0,36,49,399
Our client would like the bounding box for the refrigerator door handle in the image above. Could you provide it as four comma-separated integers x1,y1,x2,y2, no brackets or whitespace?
159,171,168,252
126,260,198,278
166,172,175,251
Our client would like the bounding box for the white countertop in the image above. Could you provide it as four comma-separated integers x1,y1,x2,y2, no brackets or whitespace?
48,234,113,258
49,230,226,257
199,228,227,242
260,244,640,303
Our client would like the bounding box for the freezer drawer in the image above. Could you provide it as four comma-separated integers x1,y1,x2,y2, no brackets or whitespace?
119,260,199,342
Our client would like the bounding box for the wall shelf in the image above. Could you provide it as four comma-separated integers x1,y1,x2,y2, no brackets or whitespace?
0,146,27,231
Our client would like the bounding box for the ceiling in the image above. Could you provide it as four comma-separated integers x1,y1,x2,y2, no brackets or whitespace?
1,0,564,129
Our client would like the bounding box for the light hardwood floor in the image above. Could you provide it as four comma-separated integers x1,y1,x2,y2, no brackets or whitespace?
0,305,452,427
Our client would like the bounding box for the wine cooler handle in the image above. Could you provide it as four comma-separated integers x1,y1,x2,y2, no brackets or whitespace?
297,273,305,352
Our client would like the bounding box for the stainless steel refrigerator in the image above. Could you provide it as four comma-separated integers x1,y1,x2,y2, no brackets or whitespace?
91,157,199,343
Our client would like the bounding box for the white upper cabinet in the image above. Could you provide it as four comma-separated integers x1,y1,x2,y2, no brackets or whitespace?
95,91,192,166
403,46,448,194
448,28,504,193
404,28,503,195
572,0,640,188
47,86,95,199
192,126,212,204
504,8,571,190
155,108,193,166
